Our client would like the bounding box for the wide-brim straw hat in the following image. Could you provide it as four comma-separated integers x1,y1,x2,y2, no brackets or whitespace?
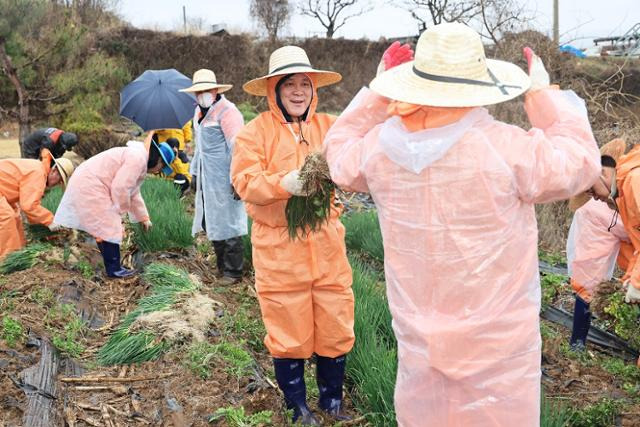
243,46,342,96
53,157,74,187
370,22,531,107
179,69,232,93
569,138,627,211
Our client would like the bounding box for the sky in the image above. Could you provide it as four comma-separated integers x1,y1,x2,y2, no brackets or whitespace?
116,0,639,48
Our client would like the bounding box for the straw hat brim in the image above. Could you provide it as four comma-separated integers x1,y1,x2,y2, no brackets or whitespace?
179,82,233,93
53,158,73,187
370,59,531,107
243,67,342,96
569,138,627,211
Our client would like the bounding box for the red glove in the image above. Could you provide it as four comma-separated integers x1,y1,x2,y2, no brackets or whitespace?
382,41,414,71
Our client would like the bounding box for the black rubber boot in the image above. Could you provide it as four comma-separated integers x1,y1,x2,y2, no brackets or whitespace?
212,237,244,280
316,354,351,421
99,241,135,279
570,295,591,351
272,358,319,426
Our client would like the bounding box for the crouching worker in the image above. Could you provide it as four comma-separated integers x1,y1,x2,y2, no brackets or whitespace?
568,139,640,364
0,150,74,259
52,139,175,278
231,46,354,425
164,137,191,196
22,127,79,159
566,139,631,352
324,23,600,426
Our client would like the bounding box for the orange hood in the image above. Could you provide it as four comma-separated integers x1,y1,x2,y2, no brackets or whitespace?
266,73,319,124
616,144,640,185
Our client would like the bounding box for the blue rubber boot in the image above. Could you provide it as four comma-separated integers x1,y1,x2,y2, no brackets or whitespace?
316,354,351,421
272,358,319,425
98,241,136,279
570,295,591,352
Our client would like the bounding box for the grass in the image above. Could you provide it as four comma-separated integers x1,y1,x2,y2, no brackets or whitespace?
97,263,197,365
0,289,19,313
237,102,259,123
28,187,64,240
1,316,24,348
0,243,50,274
346,257,397,425
540,393,575,427
74,259,94,279
185,341,253,380
541,273,568,308
571,398,622,427
243,219,252,265
221,302,265,353
44,302,88,357
132,177,194,252
603,291,640,349
341,211,384,263
208,406,273,426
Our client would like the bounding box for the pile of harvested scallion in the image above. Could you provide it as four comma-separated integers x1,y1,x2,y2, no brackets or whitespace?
285,152,335,240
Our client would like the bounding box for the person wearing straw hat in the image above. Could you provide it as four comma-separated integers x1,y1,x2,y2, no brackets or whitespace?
324,22,600,425
0,148,74,260
180,69,247,284
230,46,352,425
565,139,631,353
53,138,174,278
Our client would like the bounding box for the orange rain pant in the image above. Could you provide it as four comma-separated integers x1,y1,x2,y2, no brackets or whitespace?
0,197,26,260
251,221,354,358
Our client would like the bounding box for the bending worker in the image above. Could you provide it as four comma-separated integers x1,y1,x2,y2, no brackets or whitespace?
568,138,640,361
53,139,174,278
180,69,247,284
154,121,192,195
22,127,79,159
324,23,599,426
231,46,353,425
0,150,74,259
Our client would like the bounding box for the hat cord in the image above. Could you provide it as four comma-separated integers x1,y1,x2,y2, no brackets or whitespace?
411,66,521,95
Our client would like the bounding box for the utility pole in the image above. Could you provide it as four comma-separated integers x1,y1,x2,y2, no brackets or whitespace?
553,0,559,45
183,5,187,34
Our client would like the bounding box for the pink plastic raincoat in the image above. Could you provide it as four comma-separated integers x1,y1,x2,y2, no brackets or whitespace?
54,141,150,243
324,87,600,426
567,198,631,301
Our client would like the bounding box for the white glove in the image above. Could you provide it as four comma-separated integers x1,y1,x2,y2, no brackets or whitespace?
280,170,307,196
625,279,640,303
142,220,153,232
523,47,550,91
48,222,61,232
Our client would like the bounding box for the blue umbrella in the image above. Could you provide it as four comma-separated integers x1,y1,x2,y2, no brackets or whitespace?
120,69,196,131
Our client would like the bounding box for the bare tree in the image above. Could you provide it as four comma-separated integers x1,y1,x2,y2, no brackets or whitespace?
477,0,529,47
300,0,373,38
250,0,292,43
400,0,480,32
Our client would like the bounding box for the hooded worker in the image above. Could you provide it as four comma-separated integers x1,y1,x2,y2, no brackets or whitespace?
53,139,175,278
22,127,79,159
180,69,247,284
0,150,74,260
231,46,353,425
565,139,632,352
324,23,600,426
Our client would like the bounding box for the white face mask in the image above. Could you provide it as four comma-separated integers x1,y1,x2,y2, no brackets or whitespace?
197,92,215,108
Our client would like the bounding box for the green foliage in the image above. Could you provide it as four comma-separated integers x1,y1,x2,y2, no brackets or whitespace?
0,243,50,274
540,394,574,427
31,286,55,307
541,273,568,308
74,259,94,279
540,321,558,340
208,406,273,426
1,316,24,348
185,341,253,380
0,289,19,313
286,185,334,240
97,263,197,365
538,250,566,266
42,186,64,212
347,258,397,425
571,398,622,427
221,303,265,353
341,211,384,263
51,317,86,357
604,291,640,348
601,358,640,388
237,102,259,123
243,219,252,265
132,178,194,252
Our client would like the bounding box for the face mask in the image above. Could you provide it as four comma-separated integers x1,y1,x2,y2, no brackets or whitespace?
197,92,214,108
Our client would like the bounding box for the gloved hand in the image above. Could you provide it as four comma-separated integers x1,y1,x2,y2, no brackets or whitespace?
280,170,307,196
624,279,640,303
178,151,189,163
142,220,153,232
48,222,61,232
523,46,550,91
377,41,414,76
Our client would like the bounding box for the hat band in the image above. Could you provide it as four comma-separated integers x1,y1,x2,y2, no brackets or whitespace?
270,62,312,74
193,81,219,85
412,66,521,95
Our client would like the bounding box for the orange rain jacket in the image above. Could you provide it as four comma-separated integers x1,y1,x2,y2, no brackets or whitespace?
231,74,354,359
0,152,54,259
324,87,599,426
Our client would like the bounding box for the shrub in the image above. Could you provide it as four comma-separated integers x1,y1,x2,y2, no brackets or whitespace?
132,177,194,252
